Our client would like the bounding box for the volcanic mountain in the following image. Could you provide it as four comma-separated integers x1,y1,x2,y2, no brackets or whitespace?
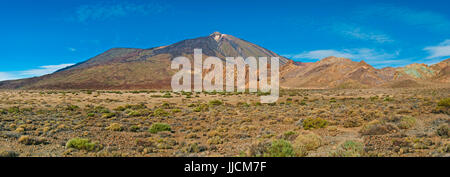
0,32,290,89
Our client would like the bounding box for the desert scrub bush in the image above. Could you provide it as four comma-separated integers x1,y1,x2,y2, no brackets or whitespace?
0,108,7,114
0,150,19,157
101,112,117,118
65,104,79,111
329,98,336,103
18,135,46,145
66,138,102,152
127,109,150,117
129,125,140,132
150,94,162,98
92,106,111,113
252,102,262,106
171,109,181,113
207,136,224,145
7,106,21,114
293,133,323,151
106,123,124,131
436,124,449,138
114,106,126,111
15,127,25,133
397,116,416,129
437,98,450,107
281,131,298,141
125,103,147,110
237,102,250,107
302,118,328,130
193,104,208,112
152,108,169,117
331,140,364,157
264,139,295,157
160,102,172,109
184,143,207,153
383,97,395,102
209,99,223,106
149,123,172,133
162,92,173,98
359,120,398,135
299,101,307,106
343,118,362,128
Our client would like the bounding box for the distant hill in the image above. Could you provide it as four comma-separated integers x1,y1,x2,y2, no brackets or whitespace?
280,57,450,89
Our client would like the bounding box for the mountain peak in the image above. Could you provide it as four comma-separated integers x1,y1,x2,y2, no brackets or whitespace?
210,31,222,36
210,31,227,42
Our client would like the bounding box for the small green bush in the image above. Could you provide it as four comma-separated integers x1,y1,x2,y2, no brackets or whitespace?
101,112,116,118
106,123,124,131
303,118,328,130
398,116,416,129
162,93,173,98
152,108,169,117
329,98,336,103
209,100,223,106
0,150,19,157
207,136,224,145
66,138,102,152
127,109,150,117
171,109,181,113
65,104,79,111
149,123,172,134
293,133,323,151
125,103,147,110
332,140,364,157
264,139,295,157
129,125,140,132
436,124,449,138
437,98,450,108
7,106,21,114
193,104,208,112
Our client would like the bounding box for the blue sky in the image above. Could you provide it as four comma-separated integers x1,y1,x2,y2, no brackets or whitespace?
0,0,449,81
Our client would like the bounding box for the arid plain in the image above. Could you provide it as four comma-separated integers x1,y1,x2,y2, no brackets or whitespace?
0,88,448,157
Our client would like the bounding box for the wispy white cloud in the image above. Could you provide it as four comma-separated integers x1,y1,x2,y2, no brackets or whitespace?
70,1,166,22
331,23,394,43
0,63,74,81
0,72,18,81
424,40,450,59
357,4,450,32
20,64,75,76
290,48,398,60
68,47,77,52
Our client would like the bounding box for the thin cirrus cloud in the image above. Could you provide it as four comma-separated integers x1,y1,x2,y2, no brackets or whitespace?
285,48,403,67
424,39,450,59
0,64,74,81
356,4,450,32
331,23,394,44
70,1,166,22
